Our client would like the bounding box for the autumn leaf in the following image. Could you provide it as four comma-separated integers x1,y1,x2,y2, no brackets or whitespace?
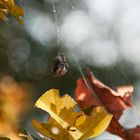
19,130,39,140
0,0,24,23
0,75,31,140
0,138,11,140
75,68,140,140
127,125,140,140
32,89,112,140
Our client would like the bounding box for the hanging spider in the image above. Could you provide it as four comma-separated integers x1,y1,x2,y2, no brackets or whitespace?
53,53,69,77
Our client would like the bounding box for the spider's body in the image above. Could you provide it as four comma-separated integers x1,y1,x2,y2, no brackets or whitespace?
53,54,68,77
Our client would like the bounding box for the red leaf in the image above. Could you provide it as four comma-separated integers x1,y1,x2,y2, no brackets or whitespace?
75,68,139,140
127,126,140,140
75,68,133,120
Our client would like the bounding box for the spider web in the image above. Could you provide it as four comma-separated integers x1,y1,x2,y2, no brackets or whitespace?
51,0,99,102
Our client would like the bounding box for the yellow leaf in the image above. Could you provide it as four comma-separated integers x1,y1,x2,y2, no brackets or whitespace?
32,89,113,140
0,0,24,23
19,130,39,140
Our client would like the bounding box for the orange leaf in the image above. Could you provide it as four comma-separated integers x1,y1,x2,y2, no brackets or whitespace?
0,0,24,23
0,75,32,140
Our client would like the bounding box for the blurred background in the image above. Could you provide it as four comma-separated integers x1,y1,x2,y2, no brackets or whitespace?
1,0,140,139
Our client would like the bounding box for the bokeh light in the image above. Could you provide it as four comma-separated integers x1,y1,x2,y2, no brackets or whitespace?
25,11,56,47
61,10,93,46
7,38,31,72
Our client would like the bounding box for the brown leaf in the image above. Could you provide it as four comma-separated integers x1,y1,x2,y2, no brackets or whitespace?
127,125,140,140
75,68,139,140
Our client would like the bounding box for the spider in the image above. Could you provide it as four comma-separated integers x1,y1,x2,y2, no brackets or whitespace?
53,53,69,77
